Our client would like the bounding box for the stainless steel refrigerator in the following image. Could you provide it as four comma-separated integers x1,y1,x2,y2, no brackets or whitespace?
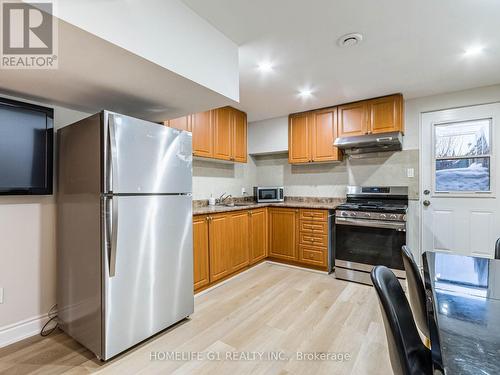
57,111,193,360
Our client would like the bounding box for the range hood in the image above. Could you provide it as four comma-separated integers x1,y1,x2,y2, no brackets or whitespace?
334,131,403,155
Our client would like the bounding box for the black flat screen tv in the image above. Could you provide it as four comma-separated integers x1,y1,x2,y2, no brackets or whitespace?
0,97,53,195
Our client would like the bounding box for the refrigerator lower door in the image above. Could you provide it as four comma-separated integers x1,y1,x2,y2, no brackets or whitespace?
105,112,192,194
102,194,193,360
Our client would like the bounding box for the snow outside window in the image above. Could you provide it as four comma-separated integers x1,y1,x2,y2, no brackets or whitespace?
434,119,492,192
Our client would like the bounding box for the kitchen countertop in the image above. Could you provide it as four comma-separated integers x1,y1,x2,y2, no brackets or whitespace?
193,198,344,215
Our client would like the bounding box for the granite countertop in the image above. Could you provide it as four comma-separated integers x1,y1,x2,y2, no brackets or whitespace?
193,197,344,215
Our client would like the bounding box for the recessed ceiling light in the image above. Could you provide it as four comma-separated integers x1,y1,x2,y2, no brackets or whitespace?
257,61,274,72
464,45,484,57
337,33,363,47
298,89,313,98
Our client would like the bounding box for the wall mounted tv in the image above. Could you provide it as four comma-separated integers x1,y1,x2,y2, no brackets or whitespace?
0,97,53,195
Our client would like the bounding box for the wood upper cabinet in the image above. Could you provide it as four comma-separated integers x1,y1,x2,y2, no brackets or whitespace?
232,109,247,162
164,116,191,132
193,216,210,291
289,112,312,163
229,211,249,272
338,94,403,137
208,214,231,282
268,208,298,261
213,107,232,160
249,208,267,264
369,94,403,134
192,111,214,158
312,108,341,162
338,101,368,137
289,109,341,164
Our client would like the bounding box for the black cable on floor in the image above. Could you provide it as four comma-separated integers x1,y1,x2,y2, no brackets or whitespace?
40,304,58,337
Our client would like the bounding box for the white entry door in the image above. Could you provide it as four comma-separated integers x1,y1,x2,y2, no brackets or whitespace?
421,103,500,258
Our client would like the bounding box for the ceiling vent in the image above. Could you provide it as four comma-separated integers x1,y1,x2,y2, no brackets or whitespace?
337,33,363,47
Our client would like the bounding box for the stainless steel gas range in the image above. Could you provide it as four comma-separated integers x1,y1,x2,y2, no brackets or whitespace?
333,186,408,285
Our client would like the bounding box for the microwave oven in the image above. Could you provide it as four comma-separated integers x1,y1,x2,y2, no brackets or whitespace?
254,186,284,203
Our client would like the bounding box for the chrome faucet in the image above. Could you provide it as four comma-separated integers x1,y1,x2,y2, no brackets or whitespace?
216,193,232,205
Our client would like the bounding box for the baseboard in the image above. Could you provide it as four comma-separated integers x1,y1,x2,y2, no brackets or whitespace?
0,314,48,348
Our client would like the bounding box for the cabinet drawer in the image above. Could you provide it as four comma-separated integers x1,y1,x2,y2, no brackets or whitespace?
299,232,328,247
299,245,326,266
300,209,327,222
299,221,328,234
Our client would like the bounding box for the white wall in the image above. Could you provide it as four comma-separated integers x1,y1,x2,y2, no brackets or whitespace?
55,0,239,102
193,158,257,200
248,116,288,155
0,95,91,347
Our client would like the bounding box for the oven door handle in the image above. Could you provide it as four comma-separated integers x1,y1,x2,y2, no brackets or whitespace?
336,217,406,231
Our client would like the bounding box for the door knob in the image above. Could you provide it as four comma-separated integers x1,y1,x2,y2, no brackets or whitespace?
424,189,430,195
423,200,431,207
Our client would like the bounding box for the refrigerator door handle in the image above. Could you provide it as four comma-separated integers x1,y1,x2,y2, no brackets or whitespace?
108,114,119,193
107,196,118,277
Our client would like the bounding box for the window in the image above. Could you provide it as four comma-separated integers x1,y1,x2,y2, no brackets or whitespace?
434,119,492,192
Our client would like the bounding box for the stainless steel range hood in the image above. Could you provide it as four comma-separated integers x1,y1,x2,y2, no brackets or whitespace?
334,131,403,155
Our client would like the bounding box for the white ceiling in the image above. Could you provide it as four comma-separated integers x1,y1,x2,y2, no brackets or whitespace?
182,0,500,122
0,20,235,123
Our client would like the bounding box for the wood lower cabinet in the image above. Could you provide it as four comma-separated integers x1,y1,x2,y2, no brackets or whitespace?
229,211,249,272
193,207,328,292
249,208,268,264
193,216,210,290
268,208,298,260
208,214,231,282
298,209,328,268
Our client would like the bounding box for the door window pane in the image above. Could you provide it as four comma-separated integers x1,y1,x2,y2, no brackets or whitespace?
435,119,490,158
435,157,490,192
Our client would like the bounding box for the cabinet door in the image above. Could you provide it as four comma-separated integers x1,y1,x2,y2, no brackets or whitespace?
193,216,210,291
229,211,249,272
338,101,368,137
232,109,247,163
312,108,341,162
288,113,311,164
268,208,297,260
192,111,213,157
369,94,403,134
213,107,232,160
209,214,231,282
167,116,191,132
249,208,267,264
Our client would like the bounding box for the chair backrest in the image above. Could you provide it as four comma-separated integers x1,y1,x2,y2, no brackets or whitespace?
401,245,429,338
495,238,500,260
371,266,432,375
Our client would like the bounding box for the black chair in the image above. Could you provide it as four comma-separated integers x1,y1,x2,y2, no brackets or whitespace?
371,266,432,375
495,238,500,260
401,246,429,342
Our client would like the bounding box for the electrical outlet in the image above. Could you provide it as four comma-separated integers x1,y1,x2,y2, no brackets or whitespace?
241,187,246,195
0,288,4,304
407,168,415,178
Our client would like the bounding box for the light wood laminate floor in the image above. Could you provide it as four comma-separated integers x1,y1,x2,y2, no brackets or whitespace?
0,263,392,374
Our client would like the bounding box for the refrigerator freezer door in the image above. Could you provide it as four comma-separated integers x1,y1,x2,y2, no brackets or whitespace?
107,113,192,194
103,194,193,360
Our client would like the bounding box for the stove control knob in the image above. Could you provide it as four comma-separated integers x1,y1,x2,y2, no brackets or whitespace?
380,214,387,219
365,213,371,218
390,214,397,220
341,211,348,217
350,212,357,217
